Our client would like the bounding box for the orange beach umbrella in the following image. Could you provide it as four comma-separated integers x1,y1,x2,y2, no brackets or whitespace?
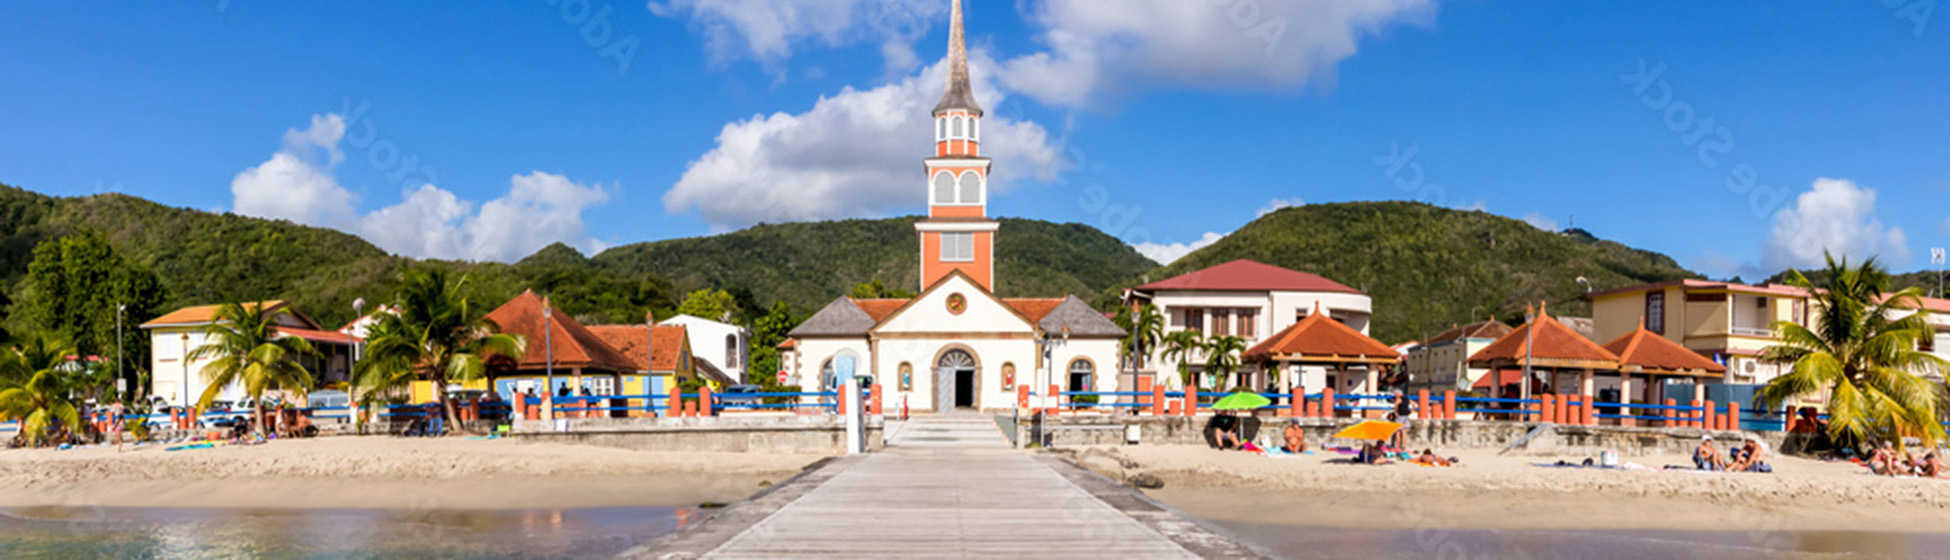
1332,420,1404,441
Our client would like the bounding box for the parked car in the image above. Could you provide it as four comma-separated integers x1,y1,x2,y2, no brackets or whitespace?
308,390,351,410
719,384,764,406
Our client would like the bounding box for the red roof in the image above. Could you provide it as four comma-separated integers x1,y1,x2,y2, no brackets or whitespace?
1472,369,1548,391
1603,327,1726,376
1003,298,1066,322
484,291,637,373
778,339,797,350
274,327,359,345
1137,260,1360,294
1243,309,1399,364
587,324,690,372
1468,306,1619,369
141,301,312,329
851,299,908,323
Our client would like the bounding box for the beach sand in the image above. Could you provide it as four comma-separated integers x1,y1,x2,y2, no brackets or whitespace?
1072,444,1950,534
0,437,829,510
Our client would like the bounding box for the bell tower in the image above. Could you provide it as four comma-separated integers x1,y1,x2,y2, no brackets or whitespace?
917,0,997,292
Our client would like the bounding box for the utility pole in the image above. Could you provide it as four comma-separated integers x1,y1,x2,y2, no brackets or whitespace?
116,304,125,401
544,299,555,396
1933,248,1945,298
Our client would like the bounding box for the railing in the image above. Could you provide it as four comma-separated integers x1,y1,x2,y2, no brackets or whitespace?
1730,326,1773,337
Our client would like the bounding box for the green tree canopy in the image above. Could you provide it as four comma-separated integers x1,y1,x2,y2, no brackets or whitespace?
849,280,916,300
187,302,319,437
677,288,737,322
16,231,167,395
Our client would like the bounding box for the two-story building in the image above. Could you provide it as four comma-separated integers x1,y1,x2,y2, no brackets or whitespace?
1126,259,1374,390
1585,280,1812,385
1404,320,1514,392
658,314,751,384
142,301,357,407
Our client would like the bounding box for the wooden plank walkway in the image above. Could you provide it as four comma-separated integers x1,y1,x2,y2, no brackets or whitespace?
700,416,1200,559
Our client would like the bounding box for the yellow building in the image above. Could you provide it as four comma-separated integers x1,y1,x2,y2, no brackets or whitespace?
1585,280,1811,385
142,301,358,407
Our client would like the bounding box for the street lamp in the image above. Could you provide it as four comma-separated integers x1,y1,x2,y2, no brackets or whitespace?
116,304,125,401
544,300,554,397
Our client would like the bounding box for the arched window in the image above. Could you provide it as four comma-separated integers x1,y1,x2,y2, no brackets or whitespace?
970,117,979,141
725,334,739,369
937,117,946,141
899,362,913,391
933,171,956,204
1068,359,1094,392
952,116,964,138
958,171,981,204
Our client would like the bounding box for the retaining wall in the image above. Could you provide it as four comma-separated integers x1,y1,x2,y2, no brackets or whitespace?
1028,415,1783,457
511,415,882,454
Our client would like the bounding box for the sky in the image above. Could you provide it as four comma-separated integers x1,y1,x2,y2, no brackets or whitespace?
1,1,1946,281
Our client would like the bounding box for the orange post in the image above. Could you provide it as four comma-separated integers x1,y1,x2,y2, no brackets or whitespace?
1689,400,1705,429
1582,399,1596,426
1441,390,1456,420
870,383,883,416
1727,402,1741,432
1559,396,1573,425
1183,385,1199,417
1017,384,1030,409
1167,400,1181,416
1152,385,1168,417
1048,383,1062,416
1662,398,1677,428
1541,394,1557,423
700,386,715,417
1292,386,1306,418
1321,388,1336,419
1416,390,1431,421
1136,377,1154,416
836,385,847,415
668,390,683,418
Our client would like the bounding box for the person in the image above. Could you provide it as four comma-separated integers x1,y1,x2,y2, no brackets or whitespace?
1413,448,1452,467
1393,390,1415,421
1693,435,1725,471
1869,441,1900,476
1281,420,1308,453
1728,437,1769,473
1358,441,1391,465
105,400,126,452
1211,413,1243,450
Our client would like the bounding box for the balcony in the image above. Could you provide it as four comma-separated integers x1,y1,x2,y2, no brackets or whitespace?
1730,326,1773,338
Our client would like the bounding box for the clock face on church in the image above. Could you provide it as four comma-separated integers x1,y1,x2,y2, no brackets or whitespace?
946,293,968,315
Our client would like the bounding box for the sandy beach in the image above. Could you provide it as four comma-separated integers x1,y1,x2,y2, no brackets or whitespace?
0,437,829,511
1070,444,1950,534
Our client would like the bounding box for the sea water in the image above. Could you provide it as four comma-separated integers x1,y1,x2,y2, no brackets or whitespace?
1212,521,1950,560
0,506,698,559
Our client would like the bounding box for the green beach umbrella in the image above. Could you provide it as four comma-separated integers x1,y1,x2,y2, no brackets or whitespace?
1212,391,1271,411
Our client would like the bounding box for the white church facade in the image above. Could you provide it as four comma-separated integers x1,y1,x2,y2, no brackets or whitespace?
781,0,1125,412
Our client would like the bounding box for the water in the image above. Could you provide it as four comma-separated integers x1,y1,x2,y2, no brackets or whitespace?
1212,522,1950,560
0,506,702,559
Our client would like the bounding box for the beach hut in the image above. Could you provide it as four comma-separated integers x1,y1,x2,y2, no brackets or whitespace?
1601,320,1727,426
482,291,638,407
1243,303,1401,416
1466,303,1621,420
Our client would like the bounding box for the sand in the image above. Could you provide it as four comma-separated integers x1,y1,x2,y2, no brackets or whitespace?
1069,444,1950,534
0,437,829,510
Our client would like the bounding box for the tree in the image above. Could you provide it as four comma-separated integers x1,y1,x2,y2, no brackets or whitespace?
747,301,801,383
16,231,167,395
1759,253,1950,449
1204,335,1250,391
0,334,83,447
355,269,525,433
1159,330,1205,389
677,288,738,322
187,302,319,438
849,280,915,300
1114,304,1165,372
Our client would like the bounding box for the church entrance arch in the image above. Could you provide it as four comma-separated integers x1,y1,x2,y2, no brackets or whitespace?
935,349,978,411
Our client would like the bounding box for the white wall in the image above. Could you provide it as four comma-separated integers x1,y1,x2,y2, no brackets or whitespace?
149,329,246,406
1145,288,1375,389
661,315,752,384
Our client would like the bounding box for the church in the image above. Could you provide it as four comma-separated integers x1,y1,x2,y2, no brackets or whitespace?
781,0,1125,413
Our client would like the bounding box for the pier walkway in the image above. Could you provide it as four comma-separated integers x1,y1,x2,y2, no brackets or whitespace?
639,415,1260,559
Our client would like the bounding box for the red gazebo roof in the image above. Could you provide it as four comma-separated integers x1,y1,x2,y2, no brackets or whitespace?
1243,307,1399,364
1467,304,1619,370
1602,326,1726,377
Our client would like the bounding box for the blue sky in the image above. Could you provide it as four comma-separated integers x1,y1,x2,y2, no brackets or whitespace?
0,1,1945,279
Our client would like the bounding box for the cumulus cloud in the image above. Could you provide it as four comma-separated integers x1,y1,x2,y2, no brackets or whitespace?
648,0,944,75
1135,231,1226,266
1258,197,1303,217
662,54,1065,230
229,114,609,262
1763,178,1909,271
1521,212,1559,232
1002,0,1436,107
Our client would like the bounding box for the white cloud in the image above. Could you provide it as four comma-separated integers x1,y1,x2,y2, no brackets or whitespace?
1002,0,1436,107
1258,197,1303,217
662,54,1066,230
229,114,610,262
1134,231,1226,266
1521,212,1559,232
1763,178,1909,271
648,0,944,75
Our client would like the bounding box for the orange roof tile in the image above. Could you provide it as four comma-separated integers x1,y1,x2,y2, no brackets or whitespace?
273,327,359,345
851,299,909,323
1467,306,1619,370
1003,298,1066,322
1243,310,1399,364
485,291,636,373
778,338,797,350
141,301,292,328
587,324,690,373
1603,326,1726,376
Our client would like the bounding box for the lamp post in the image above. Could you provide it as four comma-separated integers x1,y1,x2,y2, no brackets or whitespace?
180,332,191,408
351,298,365,432
1521,305,1535,403
544,300,554,396
116,304,125,401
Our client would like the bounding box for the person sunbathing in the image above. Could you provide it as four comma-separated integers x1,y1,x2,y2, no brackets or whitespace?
1693,436,1725,471
1281,421,1308,453
1869,441,1901,476
1412,449,1452,467
1358,442,1392,465
1728,438,1769,473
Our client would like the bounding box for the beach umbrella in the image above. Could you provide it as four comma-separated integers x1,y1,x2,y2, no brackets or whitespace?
1212,392,1271,411
1332,420,1405,441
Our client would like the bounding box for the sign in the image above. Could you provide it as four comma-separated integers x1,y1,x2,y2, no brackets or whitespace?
777,371,789,385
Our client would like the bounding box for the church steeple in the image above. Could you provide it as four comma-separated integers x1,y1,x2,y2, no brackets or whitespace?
933,0,983,117
917,0,997,293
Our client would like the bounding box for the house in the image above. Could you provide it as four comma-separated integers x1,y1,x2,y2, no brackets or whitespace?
590,322,724,414
480,291,638,402
1585,280,1814,385
658,314,752,384
1125,259,1375,390
1404,321,1514,392
142,301,358,407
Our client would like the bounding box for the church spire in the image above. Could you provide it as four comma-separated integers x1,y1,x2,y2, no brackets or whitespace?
933,0,983,117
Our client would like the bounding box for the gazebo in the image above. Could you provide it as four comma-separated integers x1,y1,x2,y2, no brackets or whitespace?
1467,303,1620,418
1601,321,1727,425
1243,304,1401,402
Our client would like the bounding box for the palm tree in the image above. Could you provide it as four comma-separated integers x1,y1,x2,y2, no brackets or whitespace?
355,269,524,433
188,302,319,438
1159,330,1205,390
0,335,83,447
1115,304,1165,373
1758,253,1950,449
1204,335,1250,391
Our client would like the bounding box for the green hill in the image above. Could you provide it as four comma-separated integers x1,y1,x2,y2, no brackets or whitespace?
590,216,1159,315
1140,201,1703,344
